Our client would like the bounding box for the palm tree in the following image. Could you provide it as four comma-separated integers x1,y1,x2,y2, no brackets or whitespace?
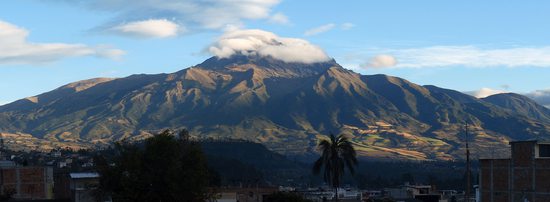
313,133,358,201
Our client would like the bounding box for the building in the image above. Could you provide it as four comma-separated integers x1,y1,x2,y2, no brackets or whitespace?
69,172,101,202
383,183,446,202
479,140,550,202
385,183,430,199
54,170,71,200
0,163,55,200
363,190,382,199
211,187,278,202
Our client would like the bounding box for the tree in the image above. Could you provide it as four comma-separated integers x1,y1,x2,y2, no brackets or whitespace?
401,172,415,184
95,129,213,202
312,133,358,201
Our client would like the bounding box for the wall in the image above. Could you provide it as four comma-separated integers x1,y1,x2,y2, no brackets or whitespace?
0,166,54,200
480,142,550,202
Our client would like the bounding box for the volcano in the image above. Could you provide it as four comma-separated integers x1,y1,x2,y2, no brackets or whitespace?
1,54,549,160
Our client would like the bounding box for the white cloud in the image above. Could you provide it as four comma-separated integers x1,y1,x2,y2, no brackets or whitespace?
304,23,336,36
527,89,550,97
464,87,550,107
111,19,182,38
525,89,550,108
95,47,126,60
269,12,289,24
341,22,355,30
55,0,283,38
208,29,331,64
304,23,356,36
364,55,397,68
369,46,550,68
0,20,124,65
467,88,508,98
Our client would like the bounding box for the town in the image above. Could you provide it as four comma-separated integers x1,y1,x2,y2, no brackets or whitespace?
2,132,549,202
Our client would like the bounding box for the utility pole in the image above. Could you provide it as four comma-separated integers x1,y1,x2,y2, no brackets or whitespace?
0,133,5,160
464,124,471,202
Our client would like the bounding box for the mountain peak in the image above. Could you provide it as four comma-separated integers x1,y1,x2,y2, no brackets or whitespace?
197,54,337,69
194,54,340,78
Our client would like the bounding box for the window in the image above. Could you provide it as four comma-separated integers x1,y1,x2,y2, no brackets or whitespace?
539,144,550,157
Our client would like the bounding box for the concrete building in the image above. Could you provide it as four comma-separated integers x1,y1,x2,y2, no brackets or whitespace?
479,140,550,202
69,172,101,202
0,163,54,200
384,183,441,202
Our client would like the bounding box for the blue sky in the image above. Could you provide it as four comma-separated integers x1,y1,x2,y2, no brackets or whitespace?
1,0,550,105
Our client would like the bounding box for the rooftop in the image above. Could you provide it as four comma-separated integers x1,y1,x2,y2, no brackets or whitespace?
508,139,550,145
70,172,99,179
0,160,16,168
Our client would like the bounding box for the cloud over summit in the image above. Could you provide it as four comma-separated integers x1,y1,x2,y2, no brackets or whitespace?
208,29,331,64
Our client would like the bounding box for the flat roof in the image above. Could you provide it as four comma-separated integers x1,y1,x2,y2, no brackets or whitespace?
0,160,16,168
509,140,550,145
70,172,99,179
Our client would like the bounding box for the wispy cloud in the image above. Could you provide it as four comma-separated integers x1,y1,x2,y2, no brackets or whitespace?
464,87,550,107
364,55,397,68
525,89,550,108
50,0,284,38
465,88,508,98
341,22,355,30
364,46,550,68
208,29,330,64
304,22,356,36
268,12,289,25
304,23,336,36
0,20,124,65
111,19,183,38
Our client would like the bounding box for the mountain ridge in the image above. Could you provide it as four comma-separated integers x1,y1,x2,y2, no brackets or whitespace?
1,55,549,160
482,93,550,123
